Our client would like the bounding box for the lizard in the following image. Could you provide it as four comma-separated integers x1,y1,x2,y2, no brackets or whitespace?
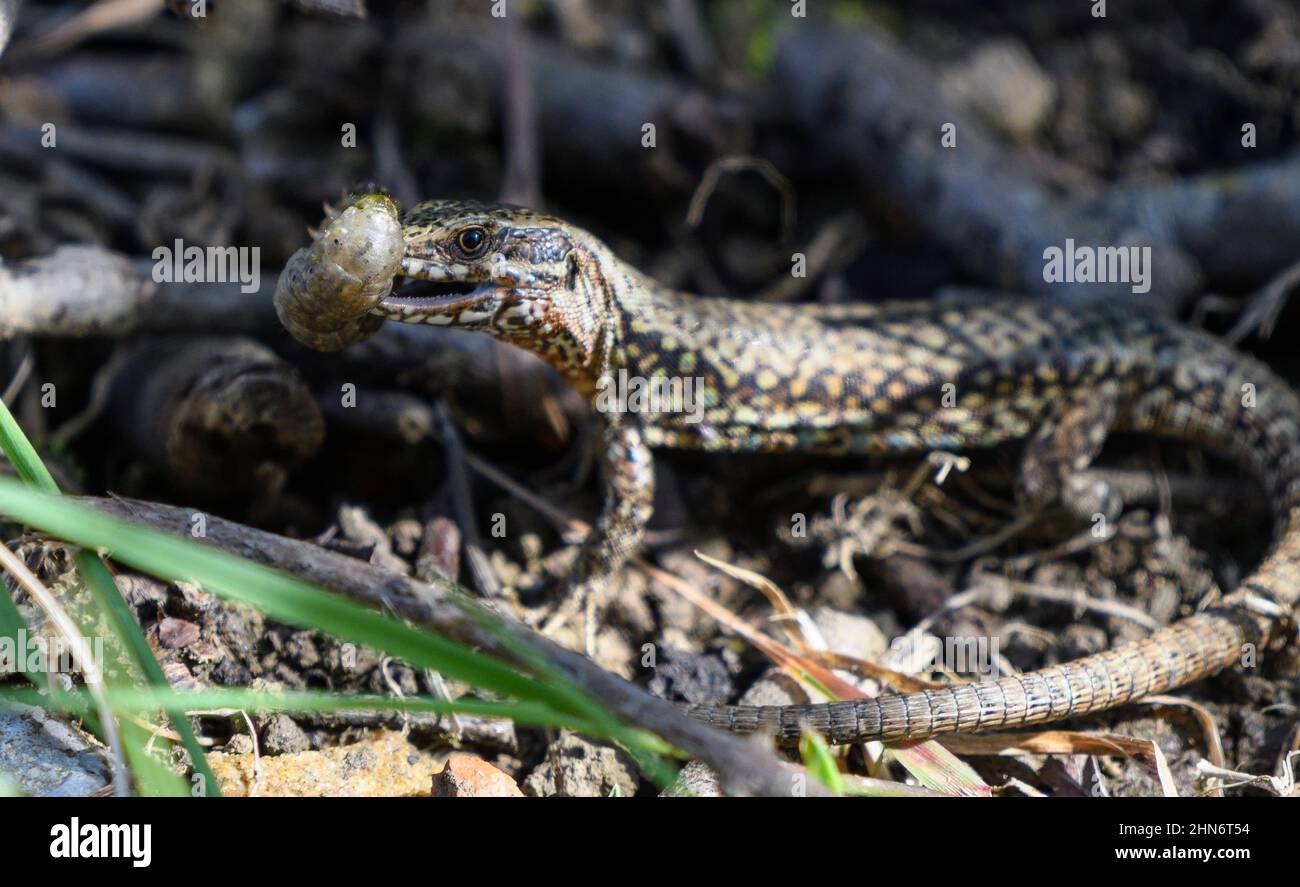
292,197,1300,746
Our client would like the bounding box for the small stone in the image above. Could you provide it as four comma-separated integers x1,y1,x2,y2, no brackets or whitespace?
260,714,310,756
115,574,169,610
1147,580,1181,625
811,605,887,659
524,733,638,797
592,625,637,680
661,760,723,797
416,516,461,584
209,729,438,796
161,660,202,692
157,617,201,649
388,518,424,558
0,709,111,797
739,669,804,708
941,39,1056,141
646,645,735,704
283,630,321,669
432,754,524,797
815,570,863,611
174,580,217,614
1060,624,1108,660
607,569,656,637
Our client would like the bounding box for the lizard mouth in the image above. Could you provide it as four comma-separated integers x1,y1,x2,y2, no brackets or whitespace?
381,276,488,308
377,255,507,309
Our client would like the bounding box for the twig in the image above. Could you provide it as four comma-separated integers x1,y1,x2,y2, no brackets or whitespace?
1194,752,1298,796
432,401,501,598
756,212,867,303
1,347,33,406
0,246,275,341
686,155,796,243
498,8,541,209
911,574,1163,636
1225,255,1300,343
11,0,162,60
76,495,815,796
639,555,871,701
105,338,324,500
774,25,1202,313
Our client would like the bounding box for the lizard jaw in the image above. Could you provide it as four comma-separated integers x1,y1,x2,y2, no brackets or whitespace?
372,257,508,324
372,280,500,323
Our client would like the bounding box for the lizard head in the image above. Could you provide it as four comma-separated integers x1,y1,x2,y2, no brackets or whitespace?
376,199,613,380
374,198,592,319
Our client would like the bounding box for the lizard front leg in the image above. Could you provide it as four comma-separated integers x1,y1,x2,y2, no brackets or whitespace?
542,418,655,648
1018,379,1123,524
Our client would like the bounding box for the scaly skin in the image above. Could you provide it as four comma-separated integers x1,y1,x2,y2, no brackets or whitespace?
370,199,1299,746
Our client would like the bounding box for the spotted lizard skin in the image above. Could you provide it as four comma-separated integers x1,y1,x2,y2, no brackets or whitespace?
364,199,1300,746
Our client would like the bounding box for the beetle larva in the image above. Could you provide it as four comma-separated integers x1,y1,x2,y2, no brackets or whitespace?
274,192,404,352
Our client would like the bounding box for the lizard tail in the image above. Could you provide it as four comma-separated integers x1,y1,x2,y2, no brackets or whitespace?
685,605,1266,745
688,341,1300,746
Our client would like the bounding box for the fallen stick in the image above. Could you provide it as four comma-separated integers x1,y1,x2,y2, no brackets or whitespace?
0,245,276,339
107,337,324,501
1084,149,1300,287
76,494,815,796
773,25,1205,313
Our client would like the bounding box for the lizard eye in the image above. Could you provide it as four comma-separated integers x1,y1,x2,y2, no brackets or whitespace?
456,226,489,257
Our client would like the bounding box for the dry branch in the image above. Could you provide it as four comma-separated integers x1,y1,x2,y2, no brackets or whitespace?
774,26,1204,312
77,494,816,797
107,338,324,501
0,246,275,338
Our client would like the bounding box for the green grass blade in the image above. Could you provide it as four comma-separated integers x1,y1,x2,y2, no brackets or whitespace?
450,597,680,783
0,478,565,702
799,731,845,795
0,398,676,787
0,583,31,680
0,396,216,794
0,398,58,493
77,550,213,795
2,683,679,788
0,477,674,779
0,685,605,735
